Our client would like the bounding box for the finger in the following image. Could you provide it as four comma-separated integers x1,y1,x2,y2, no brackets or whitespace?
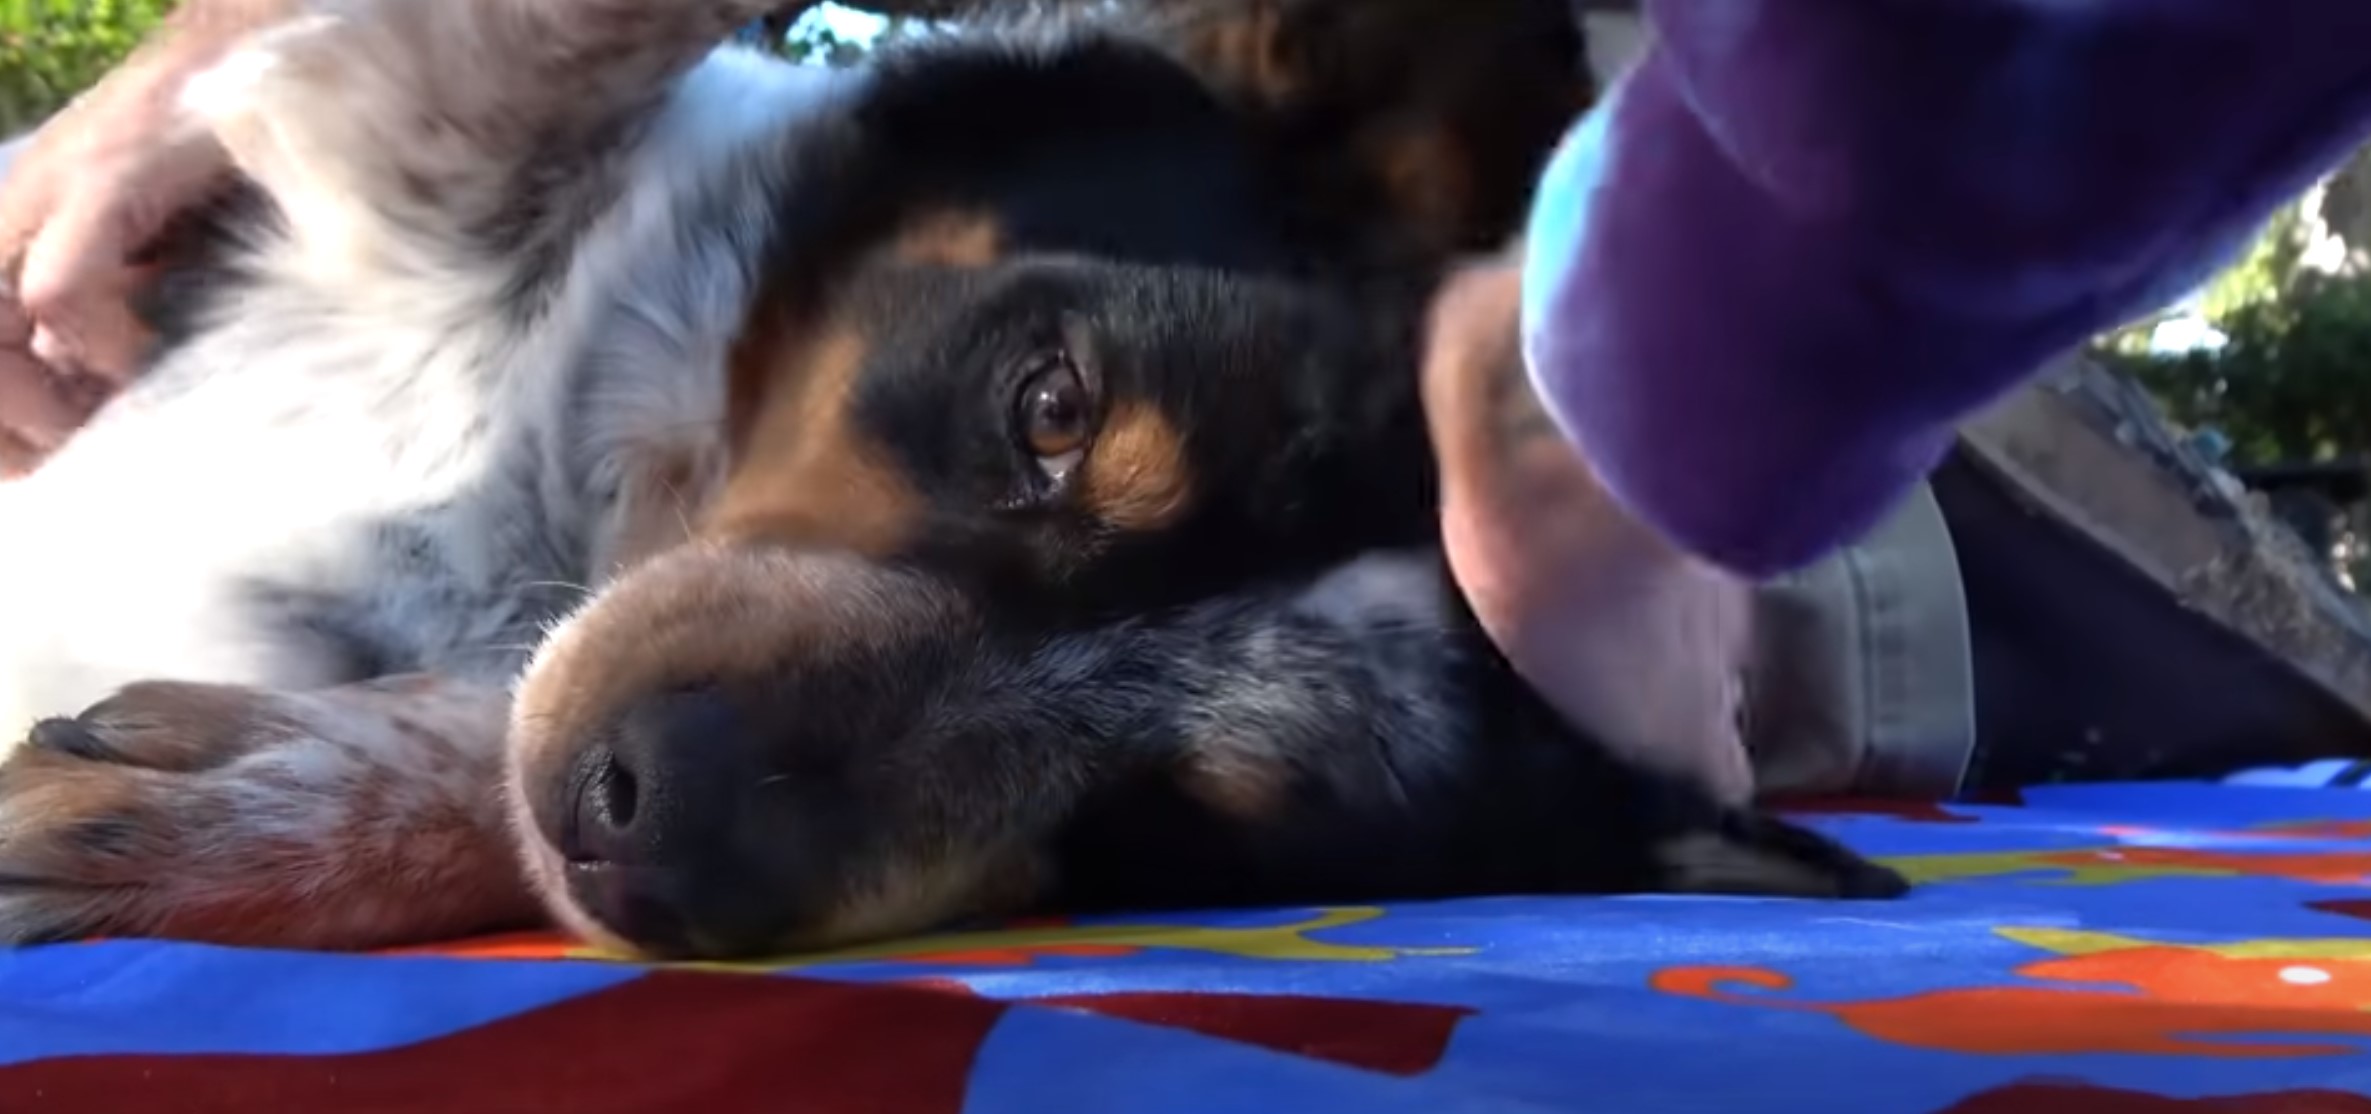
15,189,159,382
0,119,71,261
0,289,29,347
31,311,155,386
0,160,57,267
0,429,42,480
0,350,80,450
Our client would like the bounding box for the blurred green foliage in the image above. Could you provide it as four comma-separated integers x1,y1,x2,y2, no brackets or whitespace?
2097,202,2371,468
762,6,915,68
0,0,173,136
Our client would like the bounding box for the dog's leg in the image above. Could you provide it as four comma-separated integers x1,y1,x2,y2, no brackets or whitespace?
184,0,808,295
1651,808,1910,901
1054,549,1909,914
0,674,538,948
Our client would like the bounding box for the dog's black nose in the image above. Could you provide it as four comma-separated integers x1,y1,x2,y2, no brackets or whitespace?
542,687,830,957
556,687,742,868
561,743,643,865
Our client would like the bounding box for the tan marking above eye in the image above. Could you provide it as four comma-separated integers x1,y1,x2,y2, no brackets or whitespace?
1168,2,1299,104
1081,400,1195,531
1177,738,1292,822
708,325,924,557
887,210,1004,269
1373,125,1476,253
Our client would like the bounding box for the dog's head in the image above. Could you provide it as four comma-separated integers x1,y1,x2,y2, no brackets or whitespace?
508,0,1592,958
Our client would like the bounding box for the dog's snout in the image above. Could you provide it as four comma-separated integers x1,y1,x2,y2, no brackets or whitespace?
510,547,1010,957
539,686,793,956
553,688,741,868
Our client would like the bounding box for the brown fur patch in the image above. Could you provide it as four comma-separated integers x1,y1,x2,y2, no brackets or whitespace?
0,677,538,948
507,548,961,798
885,210,1004,269
1082,401,1195,531
1373,126,1476,253
1163,1,1299,104
1176,741,1292,822
0,754,224,885
801,847,1045,950
55,681,308,773
710,326,924,557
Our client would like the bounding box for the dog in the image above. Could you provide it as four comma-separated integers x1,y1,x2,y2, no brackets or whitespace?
0,0,1906,959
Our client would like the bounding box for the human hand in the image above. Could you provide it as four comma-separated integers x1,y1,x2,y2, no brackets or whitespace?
0,2,282,476
1424,258,1757,804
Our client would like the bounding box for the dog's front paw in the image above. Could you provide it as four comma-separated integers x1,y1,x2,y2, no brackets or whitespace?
1653,810,1912,901
26,681,296,772
0,683,315,945
0,679,535,949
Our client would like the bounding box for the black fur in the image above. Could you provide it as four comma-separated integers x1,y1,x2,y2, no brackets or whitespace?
567,11,1909,953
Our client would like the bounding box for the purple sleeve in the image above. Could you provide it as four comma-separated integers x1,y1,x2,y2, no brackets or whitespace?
1520,0,2371,578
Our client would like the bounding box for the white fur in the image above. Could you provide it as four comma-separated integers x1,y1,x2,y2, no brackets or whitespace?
0,39,849,746
0,1,860,946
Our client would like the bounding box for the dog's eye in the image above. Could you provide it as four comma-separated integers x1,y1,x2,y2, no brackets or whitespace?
1014,354,1091,466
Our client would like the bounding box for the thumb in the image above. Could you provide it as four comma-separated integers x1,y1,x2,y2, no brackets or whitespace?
15,184,164,383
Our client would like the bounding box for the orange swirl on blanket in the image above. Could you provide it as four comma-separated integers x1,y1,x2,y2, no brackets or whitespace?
2258,819,2371,840
1941,1081,2371,1113
1652,928,2371,1057
2098,819,2371,842
380,931,583,960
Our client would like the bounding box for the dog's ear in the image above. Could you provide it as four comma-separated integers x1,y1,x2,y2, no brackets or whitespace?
1653,811,1912,900
1142,0,1595,258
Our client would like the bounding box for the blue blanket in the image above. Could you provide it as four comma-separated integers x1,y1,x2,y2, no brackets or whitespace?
6,782,2371,1111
